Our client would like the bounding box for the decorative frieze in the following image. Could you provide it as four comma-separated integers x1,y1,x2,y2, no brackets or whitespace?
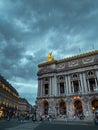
68,60,78,67
82,56,94,64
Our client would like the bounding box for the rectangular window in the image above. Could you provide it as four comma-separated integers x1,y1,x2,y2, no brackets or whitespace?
44,84,49,95
89,79,96,92
73,81,79,92
60,83,64,94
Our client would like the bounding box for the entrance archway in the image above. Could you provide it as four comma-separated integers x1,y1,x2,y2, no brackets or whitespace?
43,101,48,115
74,100,83,116
92,99,98,111
59,100,66,115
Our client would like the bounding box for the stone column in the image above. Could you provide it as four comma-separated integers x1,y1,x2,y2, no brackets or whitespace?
37,79,40,97
48,99,54,115
66,98,73,118
78,80,81,92
79,73,85,93
87,100,93,117
95,71,98,90
58,83,60,96
95,78,98,90
82,73,88,93
71,81,74,93
66,99,70,117
53,74,57,96
87,79,90,92
68,75,71,94
41,79,43,96
96,70,98,80
82,97,93,119
55,102,59,115
82,97,89,117
49,77,52,96
65,75,69,95
51,77,53,96
57,83,59,96
64,82,66,94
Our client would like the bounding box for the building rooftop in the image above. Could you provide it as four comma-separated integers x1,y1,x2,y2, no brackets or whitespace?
38,50,98,67
0,75,19,96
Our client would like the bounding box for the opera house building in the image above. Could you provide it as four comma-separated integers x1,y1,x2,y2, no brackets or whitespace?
36,50,98,120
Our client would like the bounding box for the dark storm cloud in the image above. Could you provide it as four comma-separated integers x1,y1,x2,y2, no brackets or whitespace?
0,18,22,41
0,0,98,105
20,0,98,33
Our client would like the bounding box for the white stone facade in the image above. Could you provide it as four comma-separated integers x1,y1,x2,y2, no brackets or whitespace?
36,50,98,120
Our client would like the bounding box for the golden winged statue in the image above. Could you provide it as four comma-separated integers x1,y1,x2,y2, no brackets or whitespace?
46,52,54,62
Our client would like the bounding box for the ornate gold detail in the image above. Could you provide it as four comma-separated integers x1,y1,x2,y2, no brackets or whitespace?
46,52,54,62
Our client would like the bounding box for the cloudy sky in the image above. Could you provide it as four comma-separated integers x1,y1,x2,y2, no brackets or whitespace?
0,0,98,105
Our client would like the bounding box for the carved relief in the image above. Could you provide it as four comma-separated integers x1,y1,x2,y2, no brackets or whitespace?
82,56,94,64
68,60,78,67
57,75,65,82
57,63,65,69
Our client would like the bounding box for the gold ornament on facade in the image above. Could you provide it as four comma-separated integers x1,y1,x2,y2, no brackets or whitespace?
46,52,54,62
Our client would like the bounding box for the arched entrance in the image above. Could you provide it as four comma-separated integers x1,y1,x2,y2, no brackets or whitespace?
59,100,66,115
43,101,48,115
74,100,83,116
92,99,98,111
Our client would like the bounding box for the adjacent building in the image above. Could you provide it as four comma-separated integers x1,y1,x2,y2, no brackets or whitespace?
36,50,98,119
0,75,19,118
18,98,32,117
0,75,32,119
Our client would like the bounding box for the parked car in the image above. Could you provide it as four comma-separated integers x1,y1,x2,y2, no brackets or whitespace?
94,110,98,125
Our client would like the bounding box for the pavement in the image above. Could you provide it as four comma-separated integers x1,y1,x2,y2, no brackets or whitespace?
5,121,41,130
4,118,94,130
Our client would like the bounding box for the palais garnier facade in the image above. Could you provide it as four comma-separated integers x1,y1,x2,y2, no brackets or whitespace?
36,50,98,120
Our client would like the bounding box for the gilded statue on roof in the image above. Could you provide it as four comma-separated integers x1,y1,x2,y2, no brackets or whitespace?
46,52,54,62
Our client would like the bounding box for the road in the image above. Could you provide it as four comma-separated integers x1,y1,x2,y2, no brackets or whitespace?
0,119,98,130
0,119,41,130
0,119,26,130
34,120,98,130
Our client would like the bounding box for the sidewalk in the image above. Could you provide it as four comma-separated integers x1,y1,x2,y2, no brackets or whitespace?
5,121,41,130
